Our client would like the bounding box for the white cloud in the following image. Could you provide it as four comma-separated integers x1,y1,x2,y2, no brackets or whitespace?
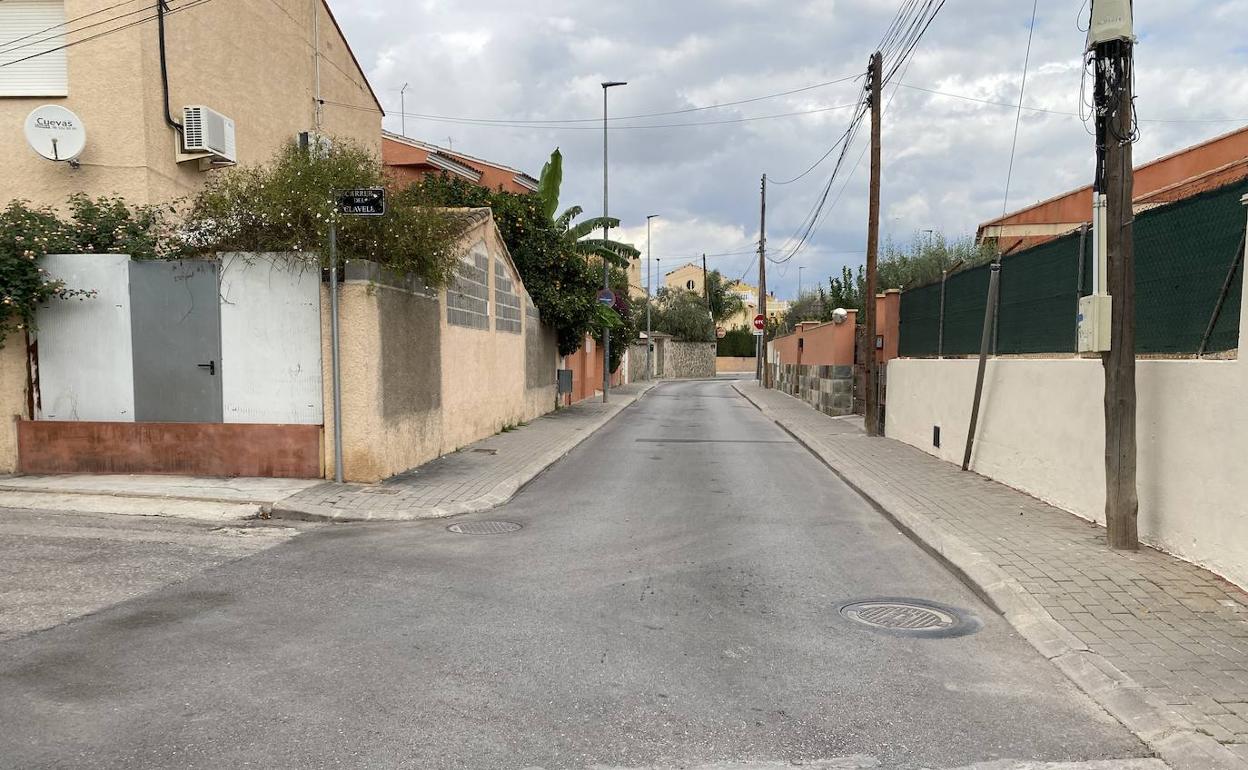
329,0,1248,300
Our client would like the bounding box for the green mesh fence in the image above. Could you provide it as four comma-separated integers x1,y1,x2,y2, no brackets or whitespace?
899,179,1248,357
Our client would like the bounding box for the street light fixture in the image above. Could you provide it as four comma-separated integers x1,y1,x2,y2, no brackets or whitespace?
646,214,659,379
601,80,627,403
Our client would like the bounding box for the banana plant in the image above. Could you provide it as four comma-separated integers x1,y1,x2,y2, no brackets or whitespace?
539,149,639,268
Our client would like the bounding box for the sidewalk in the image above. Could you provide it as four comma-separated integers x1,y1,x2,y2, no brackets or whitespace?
272,382,653,522
0,475,319,522
734,380,1248,770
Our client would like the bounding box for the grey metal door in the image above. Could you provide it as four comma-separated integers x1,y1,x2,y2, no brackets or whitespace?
129,260,223,423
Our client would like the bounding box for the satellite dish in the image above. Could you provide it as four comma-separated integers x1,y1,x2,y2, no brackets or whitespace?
24,105,86,162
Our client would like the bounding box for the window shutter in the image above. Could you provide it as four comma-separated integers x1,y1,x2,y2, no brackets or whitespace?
0,0,69,97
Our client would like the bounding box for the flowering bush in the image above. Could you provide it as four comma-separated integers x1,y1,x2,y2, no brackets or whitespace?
182,141,461,287
0,195,170,346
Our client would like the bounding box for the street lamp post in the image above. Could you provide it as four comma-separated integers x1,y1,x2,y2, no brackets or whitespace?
601,80,627,403
646,214,659,380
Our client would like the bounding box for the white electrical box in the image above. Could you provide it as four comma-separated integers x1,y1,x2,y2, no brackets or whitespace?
1086,0,1133,51
1078,294,1113,352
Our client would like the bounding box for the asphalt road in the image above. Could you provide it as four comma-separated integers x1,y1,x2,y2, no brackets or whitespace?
0,380,1154,769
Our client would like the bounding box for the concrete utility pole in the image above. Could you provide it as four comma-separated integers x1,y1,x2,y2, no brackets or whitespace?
1095,34,1138,550
702,253,710,314
399,83,409,137
864,51,883,437
758,174,770,388
646,214,658,379
601,80,627,403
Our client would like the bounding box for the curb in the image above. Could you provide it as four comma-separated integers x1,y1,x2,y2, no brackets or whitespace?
271,382,658,523
732,381,1245,770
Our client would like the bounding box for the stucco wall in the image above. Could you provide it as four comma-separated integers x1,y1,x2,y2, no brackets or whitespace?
715,356,755,373
661,342,716,379
886,356,1248,589
324,217,556,482
0,338,27,474
1,0,381,210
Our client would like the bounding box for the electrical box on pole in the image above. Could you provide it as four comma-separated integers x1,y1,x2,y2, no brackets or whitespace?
1080,193,1113,353
1086,0,1133,51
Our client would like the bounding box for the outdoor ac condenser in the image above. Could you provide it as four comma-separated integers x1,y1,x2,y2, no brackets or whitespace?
181,105,237,165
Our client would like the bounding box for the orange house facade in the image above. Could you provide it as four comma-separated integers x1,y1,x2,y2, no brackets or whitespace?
978,125,1248,253
383,132,538,194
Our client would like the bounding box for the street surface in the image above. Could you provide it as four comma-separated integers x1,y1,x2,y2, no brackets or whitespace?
0,381,1154,768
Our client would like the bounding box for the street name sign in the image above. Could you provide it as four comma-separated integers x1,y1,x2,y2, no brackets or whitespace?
336,188,386,217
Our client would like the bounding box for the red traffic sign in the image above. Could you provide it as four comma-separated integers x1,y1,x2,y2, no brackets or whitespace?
752,314,766,331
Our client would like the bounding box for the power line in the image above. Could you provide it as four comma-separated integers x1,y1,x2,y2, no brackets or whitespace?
898,83,1248,124
0,0,218,70
380,74,861,126
1001,0,1039,217
0,0,145,55
324,99,863,130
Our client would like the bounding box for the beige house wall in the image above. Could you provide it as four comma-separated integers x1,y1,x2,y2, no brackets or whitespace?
0,339,28,474
322,215,557,483
1,0,382,210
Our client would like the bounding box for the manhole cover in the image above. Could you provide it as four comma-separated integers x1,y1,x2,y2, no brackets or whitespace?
447,521,522,535
838,598,981,638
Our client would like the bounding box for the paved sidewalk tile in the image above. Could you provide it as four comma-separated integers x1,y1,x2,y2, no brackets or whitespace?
274,383,651,521
735,381,1248,769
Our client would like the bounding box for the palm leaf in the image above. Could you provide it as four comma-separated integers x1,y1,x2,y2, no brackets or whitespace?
567,215,619,242
537,148,563,222
555,205,582,233
578,238,640,259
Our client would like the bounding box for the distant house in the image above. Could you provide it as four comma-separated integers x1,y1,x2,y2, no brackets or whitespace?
978,125,1248,253
383,132,538,194
0,0,383,209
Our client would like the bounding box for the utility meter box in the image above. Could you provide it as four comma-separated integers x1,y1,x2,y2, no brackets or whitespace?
1086,0,1133,51
1078,294,1113,352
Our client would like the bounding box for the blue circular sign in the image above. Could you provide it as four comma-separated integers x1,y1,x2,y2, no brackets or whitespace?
597,289,616,306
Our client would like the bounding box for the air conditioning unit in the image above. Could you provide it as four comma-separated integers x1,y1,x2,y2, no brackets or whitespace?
180,105,236,166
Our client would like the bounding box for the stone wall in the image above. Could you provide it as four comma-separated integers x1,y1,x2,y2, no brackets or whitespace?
774,363,854,417
661,342,716,379
628,342,652,382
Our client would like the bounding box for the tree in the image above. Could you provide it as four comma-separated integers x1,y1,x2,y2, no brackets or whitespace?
184,141,461,287
538,149,639,268
410,173,602,357
877,231,997,291
650,287,716,342
704,269,745,324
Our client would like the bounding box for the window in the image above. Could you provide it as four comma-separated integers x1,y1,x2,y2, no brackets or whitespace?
685,279,696,291
0,0,69,96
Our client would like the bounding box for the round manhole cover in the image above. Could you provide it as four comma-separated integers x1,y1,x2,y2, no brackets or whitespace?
447,520,522,535
838,598,981,638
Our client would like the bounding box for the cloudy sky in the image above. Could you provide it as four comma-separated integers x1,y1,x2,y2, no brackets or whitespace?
331,1,1248,299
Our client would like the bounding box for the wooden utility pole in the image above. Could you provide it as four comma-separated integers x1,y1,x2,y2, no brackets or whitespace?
758,174,770,388
1098,38,1138,550
864,51,883,436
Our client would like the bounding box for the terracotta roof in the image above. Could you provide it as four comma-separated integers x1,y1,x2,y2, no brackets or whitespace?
979,123,1248,234
383,132,536,190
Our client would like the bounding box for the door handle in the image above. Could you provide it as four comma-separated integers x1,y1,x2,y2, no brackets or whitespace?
197,361,216,375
